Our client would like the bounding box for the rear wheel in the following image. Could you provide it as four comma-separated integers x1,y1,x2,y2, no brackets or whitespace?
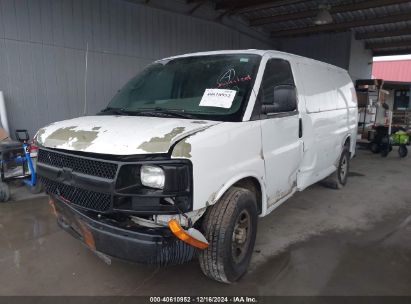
199,187,257,283
321,147,350,189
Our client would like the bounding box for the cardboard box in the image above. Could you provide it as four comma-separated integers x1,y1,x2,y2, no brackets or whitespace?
357,92,369,107
0,127,9,141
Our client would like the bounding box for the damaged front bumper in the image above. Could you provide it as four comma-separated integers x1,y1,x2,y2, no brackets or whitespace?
52,195,197,265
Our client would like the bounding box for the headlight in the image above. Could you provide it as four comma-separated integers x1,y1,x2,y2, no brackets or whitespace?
140,165,165,189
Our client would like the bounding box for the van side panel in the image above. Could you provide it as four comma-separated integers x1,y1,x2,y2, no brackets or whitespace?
171,121,266,212
295,61,357,190
334,70,358,156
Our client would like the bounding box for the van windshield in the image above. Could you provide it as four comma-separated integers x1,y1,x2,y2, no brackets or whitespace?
105,54,261,121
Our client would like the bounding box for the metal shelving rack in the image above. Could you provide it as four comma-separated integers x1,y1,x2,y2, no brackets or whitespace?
355,79,384,140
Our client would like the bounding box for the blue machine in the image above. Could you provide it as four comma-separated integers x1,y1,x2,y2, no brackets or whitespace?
0,129,42,202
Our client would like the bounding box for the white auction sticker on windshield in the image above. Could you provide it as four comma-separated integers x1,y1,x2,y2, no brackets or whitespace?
199,89,237,108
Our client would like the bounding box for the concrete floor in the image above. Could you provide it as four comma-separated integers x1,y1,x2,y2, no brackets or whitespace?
0,149,410,296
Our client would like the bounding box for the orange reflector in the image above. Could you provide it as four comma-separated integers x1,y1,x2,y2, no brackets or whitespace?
48,199,57,217
168,219,208,249
78,221,96,250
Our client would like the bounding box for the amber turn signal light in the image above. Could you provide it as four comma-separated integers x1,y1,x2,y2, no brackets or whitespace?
48,199,57,217
78,221,96,250
168,219,209,249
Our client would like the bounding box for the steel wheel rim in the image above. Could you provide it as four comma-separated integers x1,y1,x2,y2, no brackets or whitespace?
232,209,252,264
340,155,348,180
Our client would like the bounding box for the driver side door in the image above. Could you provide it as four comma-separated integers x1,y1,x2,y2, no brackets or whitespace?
259,58,303,208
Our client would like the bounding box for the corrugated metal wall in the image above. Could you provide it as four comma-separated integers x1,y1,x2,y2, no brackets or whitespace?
279,32,352,70
0,0,272,138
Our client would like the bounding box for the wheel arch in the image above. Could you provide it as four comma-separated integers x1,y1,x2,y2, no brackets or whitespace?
342,134,353,156
207,174,265,215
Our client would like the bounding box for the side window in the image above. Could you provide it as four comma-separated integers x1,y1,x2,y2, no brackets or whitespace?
260,59,296,113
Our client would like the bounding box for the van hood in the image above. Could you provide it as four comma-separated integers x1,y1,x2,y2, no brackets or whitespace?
35,115,219,155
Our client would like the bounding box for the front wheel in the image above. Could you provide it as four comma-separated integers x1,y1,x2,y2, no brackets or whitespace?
199,187,258,283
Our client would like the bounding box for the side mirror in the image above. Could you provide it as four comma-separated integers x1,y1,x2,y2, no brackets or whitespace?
262,84,297,114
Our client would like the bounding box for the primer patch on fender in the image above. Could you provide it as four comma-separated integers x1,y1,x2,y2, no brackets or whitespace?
199,89,236,108
138,127,186,153
171,138,192,158
43,126,99,150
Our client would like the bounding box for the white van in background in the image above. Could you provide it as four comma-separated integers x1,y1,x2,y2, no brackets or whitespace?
35,50,358,283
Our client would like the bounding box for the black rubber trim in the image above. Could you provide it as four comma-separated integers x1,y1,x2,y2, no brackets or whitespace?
263,110,299,119
299,118,303,138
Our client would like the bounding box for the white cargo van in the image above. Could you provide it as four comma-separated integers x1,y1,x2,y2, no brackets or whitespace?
35,50,357,283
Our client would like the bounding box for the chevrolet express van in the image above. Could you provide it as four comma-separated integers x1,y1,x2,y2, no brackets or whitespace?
35,50,358,283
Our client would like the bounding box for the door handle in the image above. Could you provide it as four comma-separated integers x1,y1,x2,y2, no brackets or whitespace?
299,118,303,138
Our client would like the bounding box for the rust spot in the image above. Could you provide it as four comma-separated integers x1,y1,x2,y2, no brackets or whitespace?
268,188,293,206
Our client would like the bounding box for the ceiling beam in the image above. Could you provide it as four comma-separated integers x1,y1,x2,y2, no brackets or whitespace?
215,0,274,10
367,40,411,50
187,0,207,14
373,48,411,56
215,0,304,11
270,12,411,37
356,27,411,40
251,0,411,26
219,0,306,18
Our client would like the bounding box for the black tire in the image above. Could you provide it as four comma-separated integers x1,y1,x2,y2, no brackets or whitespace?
321,147,350,190
398,145,408,158
0,182,10,202
199,187,258,283
370,142,380,154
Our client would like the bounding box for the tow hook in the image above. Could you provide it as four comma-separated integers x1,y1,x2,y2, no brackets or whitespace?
168,219,209,249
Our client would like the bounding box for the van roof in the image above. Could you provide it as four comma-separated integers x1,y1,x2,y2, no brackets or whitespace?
161,49,348,73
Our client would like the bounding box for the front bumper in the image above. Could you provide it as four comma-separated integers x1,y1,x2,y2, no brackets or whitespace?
52,196,197,265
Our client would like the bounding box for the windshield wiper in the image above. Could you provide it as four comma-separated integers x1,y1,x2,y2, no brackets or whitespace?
100,107,195,119
99,107,130,116
138,108,195,119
